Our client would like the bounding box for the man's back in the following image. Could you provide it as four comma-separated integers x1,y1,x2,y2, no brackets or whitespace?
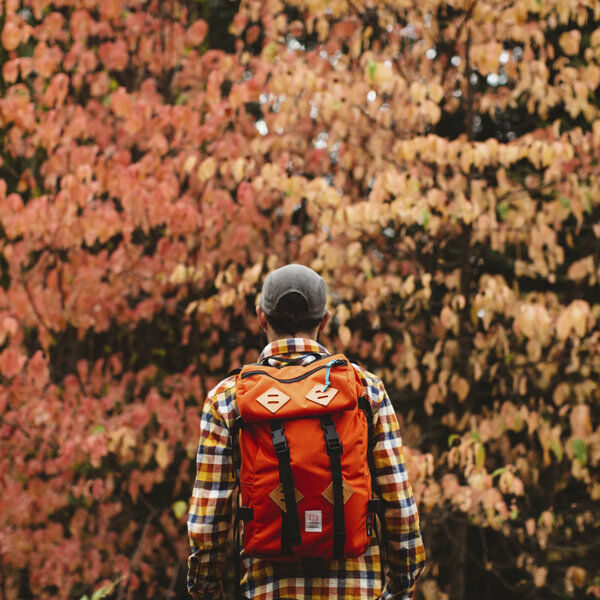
187,337,426,600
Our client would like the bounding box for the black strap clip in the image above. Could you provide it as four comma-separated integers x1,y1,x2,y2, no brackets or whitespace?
238,506,254,521
368,498,385,515
271,425,289,456
233,416,246,431
321,419,342,455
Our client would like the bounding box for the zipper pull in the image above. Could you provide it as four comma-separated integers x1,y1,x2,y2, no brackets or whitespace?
322,359,343,392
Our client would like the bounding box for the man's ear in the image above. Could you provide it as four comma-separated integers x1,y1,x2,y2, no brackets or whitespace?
256,305,269,332
318,310,332,333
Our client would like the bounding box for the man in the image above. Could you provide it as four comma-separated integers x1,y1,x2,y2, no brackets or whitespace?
188,264,426,599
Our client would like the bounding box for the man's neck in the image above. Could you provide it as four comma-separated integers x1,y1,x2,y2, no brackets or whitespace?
266,332,318,344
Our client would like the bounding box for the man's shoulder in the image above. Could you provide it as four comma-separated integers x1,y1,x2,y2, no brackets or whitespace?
351,361,383,384
207,374,237,399
349,361,387,403
204,375,238,424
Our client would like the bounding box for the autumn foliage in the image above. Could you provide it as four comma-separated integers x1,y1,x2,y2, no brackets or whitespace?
0,0,599,598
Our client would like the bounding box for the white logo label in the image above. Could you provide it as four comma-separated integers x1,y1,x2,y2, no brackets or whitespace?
305,510,322,533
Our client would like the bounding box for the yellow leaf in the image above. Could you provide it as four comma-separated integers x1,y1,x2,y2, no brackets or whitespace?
428,83,443,104
440,306,456,330
533,567,548,588
345,241,362,266
552,382,569,406
559,30,581,56
183,156,197,174
169,264,188,285
451,375,470,402
198,157,216,183
409,81,427,104
185,300,198,315
336,304,351,326
570,404,592,438
155,441,170,469
232,157,245,183
338,325,351,348
568,566,587,588
556,308,572,341
172,500,187,520
410,368,421,391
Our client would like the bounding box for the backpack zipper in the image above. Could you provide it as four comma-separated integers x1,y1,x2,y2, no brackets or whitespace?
241,359,347,383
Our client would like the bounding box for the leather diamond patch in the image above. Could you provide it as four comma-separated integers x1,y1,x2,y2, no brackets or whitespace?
322,481,354,505
256,387,290,414
305,384,339,407
269,483,304,513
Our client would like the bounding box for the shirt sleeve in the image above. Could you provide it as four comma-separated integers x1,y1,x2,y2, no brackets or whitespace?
187,382,237,600
366,376,427,599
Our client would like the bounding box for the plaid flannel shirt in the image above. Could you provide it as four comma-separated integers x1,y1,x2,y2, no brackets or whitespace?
188,338,426,600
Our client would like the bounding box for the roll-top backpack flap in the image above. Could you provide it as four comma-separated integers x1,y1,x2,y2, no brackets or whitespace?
237,398,372,561
236,354,363,423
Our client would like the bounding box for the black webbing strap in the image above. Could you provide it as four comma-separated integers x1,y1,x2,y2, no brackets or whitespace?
270,420,302,553
320,415,346,558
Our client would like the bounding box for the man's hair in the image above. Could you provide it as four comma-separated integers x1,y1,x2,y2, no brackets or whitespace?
265,292,322,336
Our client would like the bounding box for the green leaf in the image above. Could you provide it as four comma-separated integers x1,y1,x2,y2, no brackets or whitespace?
560,197,571,209
476,444,486,468
573,438,587,466
492,467,507,478
538,511,555,527
92,425,105,435
422,209,430,229
172,500,187,520
504,353,515,365
498,202,509,220
510,508,519,520
265,42,278,61
470,430,482,443
549,439,563,462
368,60,377,81
448,434,459,447
88,575,125,600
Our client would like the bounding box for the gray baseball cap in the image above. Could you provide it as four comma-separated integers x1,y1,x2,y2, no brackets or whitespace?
259,264,327,321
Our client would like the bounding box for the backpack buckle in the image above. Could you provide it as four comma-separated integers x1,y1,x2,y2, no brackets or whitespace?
368,498,385,515
321,421,342,454
271,426,289,455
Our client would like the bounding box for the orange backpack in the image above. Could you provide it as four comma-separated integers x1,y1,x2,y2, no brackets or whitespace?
233,353,381,561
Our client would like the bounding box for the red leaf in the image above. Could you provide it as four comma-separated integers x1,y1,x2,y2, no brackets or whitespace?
0,347,27,378
186,19,208,46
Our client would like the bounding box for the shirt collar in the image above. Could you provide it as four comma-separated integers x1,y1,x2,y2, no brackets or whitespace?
258,338,330,362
